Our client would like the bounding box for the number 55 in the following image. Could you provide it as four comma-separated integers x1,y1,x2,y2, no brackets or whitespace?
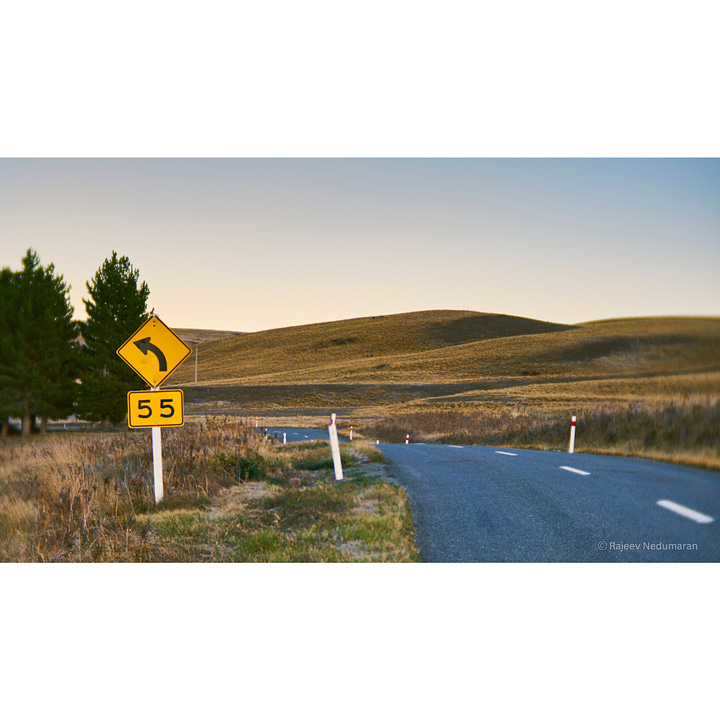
127,390,184,429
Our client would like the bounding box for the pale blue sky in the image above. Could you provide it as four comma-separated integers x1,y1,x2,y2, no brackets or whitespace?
1,158,718,331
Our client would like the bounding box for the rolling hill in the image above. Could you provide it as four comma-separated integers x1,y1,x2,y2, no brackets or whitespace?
171,311,574,383
173,328,244,345
167,310,720,417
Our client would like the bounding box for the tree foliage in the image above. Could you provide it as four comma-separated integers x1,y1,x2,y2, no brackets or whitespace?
75,252,151,423
0,249,77,435
0,267,20,428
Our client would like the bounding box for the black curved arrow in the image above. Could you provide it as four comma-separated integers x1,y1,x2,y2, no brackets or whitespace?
133,337,167,372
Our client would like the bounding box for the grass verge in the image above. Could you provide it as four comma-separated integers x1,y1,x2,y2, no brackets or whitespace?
0,419,419,563
149,436,418,562
362,398,720,471
151,472,419,562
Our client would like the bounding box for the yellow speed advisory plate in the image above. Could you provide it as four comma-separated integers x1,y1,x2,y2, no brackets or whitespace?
117,315,192,388
127,389,184,429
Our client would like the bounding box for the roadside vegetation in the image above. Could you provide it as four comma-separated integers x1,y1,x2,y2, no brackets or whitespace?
361,397,720,470
0,417,418,563
170,312,719,471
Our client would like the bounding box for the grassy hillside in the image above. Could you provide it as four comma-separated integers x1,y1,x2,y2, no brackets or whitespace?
167,311,720,422
171,310,574,383
173,328,243,345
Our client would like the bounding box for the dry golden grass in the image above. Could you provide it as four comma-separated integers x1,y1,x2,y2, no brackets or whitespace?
149,439,419,563
362,398,720,470
170,310,575,385
164,311,719,469
168,312,720,420
0,424,418,562
0,419,272,561
171,314,720,386
173,328,244,345
419,371,720,412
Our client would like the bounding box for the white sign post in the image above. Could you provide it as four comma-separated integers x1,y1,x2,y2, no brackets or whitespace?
149,384,163,503
151,420,164,503
328,413,344,481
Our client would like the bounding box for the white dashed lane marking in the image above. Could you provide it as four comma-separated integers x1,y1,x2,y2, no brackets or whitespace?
495,451,518,456
560,466,591,476
657,500,714,524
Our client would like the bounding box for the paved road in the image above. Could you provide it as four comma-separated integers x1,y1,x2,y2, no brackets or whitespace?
266,426,342,443
264,429,720,562
377,444,720,562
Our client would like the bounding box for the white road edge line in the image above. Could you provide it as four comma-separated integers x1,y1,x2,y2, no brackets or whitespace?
560,466,591,476
449,445,464,449
657,499,715,524
496,451,518,456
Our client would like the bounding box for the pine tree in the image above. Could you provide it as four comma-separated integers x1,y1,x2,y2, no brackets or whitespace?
0,249,77,435
0,266,19,435
75,252,150,423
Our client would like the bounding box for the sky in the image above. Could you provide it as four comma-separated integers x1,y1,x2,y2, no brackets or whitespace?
1,158,718,332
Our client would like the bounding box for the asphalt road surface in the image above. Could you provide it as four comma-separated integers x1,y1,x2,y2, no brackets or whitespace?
266,427,341,443
378,443,720,562
265,428,719,562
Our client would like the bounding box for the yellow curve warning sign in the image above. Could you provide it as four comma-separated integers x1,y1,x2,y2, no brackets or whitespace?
117,316,191,387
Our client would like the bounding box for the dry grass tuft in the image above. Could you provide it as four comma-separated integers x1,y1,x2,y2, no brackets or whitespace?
363,397,720,470
0,421,419,562
0,418,268,561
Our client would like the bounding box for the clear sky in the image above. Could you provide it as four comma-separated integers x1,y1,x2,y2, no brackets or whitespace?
1,158,718,332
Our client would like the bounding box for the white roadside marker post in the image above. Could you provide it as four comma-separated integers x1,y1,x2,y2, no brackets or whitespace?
405,434,410,444
568,415,577,454
350,426,353,441
328,413,344,481
283,432,287,444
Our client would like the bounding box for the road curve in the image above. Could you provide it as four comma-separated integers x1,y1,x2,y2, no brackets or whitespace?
265,427,334,443
377,444,720,562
